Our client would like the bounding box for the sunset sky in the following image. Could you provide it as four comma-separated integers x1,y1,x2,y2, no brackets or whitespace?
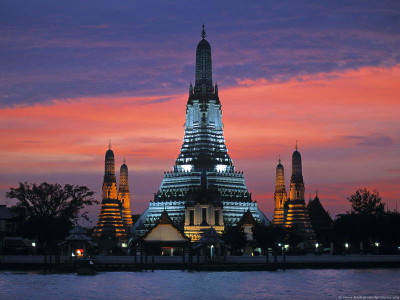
1,1,399,223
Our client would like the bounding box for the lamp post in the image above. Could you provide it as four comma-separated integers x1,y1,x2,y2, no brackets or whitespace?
374,242,380,255
283,244,289,271
31,242,36,255
282,244,287,271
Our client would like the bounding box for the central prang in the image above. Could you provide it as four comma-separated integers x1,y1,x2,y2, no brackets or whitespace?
133,26,266,242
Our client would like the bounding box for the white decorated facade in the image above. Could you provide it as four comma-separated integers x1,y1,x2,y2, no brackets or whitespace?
132,27,268,241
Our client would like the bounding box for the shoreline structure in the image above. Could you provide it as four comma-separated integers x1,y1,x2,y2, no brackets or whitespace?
1,254,399,271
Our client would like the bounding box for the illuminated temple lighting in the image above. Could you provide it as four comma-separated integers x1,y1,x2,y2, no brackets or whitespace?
93,145,132,242
132,26,268,239
216,164,227,172
272,145,316,244
181,164,193,172
119,159,133,227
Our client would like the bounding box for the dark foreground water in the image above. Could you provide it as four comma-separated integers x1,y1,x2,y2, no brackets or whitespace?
0,269,399,300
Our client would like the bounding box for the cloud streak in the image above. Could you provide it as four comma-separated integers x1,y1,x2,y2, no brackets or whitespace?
1,1,399,106
341,134,394,147
1,64,399,219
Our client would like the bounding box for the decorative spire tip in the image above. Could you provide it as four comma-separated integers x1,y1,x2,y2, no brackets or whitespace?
278,155,281,164
123,157,126,164
109,139,112,150
201,24,206,39
295,140,298,151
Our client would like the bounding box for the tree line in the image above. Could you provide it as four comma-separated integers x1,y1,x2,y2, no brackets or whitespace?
5,182,400,255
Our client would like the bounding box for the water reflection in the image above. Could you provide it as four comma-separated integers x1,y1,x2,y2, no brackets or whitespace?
0,269,399,300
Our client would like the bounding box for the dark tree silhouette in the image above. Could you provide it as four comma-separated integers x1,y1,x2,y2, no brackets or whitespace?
347,188,385,215
252,224,288,262
333,189,400,254
7,182,97,256
334,211,400,254
221,225,247,255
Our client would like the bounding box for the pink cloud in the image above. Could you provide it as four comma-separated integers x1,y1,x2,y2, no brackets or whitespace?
1,65,399,220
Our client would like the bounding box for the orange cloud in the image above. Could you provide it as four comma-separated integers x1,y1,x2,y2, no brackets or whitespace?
1,65,399,218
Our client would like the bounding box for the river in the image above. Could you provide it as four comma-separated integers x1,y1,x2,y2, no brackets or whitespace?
0,269,399,300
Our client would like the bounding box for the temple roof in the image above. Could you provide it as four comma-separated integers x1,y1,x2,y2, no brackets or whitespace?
69,226,87,235
64,226,93,243
157,210,174,225
238,209,257,226
198,227,224,245
141,210,190,242
307,196,333,226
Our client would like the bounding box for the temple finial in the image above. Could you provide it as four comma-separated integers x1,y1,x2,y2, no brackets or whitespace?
109,139,112,150
123,157,126,164
278,155,281,164
201,24,206,39
295,140,298,151
316,189,318,197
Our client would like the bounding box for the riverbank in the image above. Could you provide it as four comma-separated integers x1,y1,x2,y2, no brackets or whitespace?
1,254,399,272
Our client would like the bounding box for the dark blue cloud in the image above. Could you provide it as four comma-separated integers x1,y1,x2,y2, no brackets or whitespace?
341,134,394,147
1,0,399,107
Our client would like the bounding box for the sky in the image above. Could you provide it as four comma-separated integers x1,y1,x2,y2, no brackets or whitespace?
1,1,400,224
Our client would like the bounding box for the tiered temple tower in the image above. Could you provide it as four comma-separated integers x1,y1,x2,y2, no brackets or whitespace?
93,145,127,241
136,26,268,240
118,159,133,227
272,157,287,225
285,144,316,242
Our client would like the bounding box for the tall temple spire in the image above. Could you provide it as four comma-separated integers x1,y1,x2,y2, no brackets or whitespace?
119,159,133,227
272,157,287,225
275,158,285,191
175,26,230,171
138,26,265,240
286,146,316,243
194,25,214,95
201,24,206,39
103,147,117,199
93,146,127,241
291,143,303,186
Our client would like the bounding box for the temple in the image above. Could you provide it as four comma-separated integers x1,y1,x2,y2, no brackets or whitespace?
93,145,133,243
272,157,287,225
133,26,268,241
91,26,327,248
272,144,316,244
119,159,133,227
